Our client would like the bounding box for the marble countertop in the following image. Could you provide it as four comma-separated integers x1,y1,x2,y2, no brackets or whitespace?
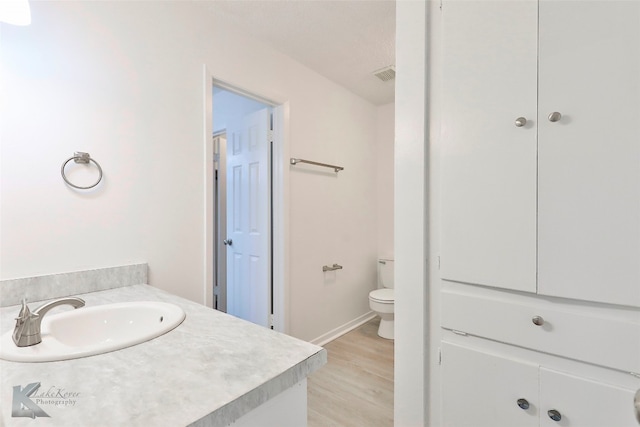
0,285,326,426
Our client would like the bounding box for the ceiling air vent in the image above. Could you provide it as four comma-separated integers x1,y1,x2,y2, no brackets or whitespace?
373,65,396,82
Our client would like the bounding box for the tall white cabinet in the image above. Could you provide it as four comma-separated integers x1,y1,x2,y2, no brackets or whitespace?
439,0,640,425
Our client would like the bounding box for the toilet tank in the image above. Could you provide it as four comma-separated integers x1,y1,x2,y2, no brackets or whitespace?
378,259,394,289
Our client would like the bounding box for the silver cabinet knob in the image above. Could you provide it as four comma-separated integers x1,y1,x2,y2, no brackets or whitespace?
515,117,527,127
634,389,640,423
547,409,562,422
548,112,562,122
532,316,545,326
517,398,530,410
223,239,233,246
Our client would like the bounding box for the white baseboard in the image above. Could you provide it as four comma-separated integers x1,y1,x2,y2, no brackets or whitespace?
310,311,377,347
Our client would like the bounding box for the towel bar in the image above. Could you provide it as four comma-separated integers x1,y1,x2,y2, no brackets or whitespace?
290,158,343,173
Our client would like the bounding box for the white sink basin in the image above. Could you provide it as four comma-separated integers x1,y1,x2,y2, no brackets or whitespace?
0,301,185,362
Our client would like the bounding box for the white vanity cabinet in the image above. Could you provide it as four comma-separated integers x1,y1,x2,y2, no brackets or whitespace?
441,342,639,427
440,0,640,307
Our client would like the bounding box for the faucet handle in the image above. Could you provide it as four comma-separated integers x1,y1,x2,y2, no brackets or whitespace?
16,299,31,321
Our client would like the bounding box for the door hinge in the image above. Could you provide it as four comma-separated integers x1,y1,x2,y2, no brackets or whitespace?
438,256,441,270
268,129,274,143
213,136,220,155
438,348,442,365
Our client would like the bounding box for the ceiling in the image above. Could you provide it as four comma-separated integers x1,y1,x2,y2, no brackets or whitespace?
209,0,396,106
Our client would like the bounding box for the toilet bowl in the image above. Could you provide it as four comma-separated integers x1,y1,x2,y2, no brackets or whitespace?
369,259,394,339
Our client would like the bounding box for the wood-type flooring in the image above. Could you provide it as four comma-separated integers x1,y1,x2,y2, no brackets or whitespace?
307,317,394,427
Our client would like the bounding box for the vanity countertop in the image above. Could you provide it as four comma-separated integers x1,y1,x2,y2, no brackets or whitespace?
0,284,326,426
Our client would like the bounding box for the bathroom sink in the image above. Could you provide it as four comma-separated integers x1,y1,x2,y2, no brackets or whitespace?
0,301,185,362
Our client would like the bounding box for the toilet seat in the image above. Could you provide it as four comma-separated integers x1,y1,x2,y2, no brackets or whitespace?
369,288,394,303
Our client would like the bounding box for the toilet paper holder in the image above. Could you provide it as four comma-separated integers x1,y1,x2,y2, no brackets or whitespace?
322,264,343,272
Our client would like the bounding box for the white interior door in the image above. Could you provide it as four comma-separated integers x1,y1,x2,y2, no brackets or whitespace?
225,107,271,327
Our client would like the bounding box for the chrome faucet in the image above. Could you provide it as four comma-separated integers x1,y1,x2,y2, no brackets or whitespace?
12,297,85,347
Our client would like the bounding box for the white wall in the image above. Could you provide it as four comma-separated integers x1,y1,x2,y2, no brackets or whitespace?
395,1,429,426
288,94,378,341
427,1,444,425
0,1,380,343
376,102,395,259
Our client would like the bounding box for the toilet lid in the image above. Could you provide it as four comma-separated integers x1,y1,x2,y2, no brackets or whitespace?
370,288,394,303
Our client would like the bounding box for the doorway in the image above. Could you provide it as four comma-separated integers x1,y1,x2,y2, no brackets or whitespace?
208,81,287,331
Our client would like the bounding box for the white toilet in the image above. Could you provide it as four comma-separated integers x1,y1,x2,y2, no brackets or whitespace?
369,258,394,339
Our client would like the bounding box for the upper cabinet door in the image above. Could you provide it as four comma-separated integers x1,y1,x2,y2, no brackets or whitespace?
441,0,538,292
537,0,640,307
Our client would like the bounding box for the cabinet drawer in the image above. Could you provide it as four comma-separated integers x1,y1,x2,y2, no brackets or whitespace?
441,289,640,373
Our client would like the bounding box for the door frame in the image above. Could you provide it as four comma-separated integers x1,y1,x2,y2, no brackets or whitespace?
212,131,227,313
203,65,290,333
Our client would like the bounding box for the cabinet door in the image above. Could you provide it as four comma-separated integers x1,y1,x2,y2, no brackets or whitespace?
538,0,640,307
441,342,539,427
539,368,639,427
441,0,538,292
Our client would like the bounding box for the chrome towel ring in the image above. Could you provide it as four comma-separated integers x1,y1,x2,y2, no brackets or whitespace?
61,152,103,190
